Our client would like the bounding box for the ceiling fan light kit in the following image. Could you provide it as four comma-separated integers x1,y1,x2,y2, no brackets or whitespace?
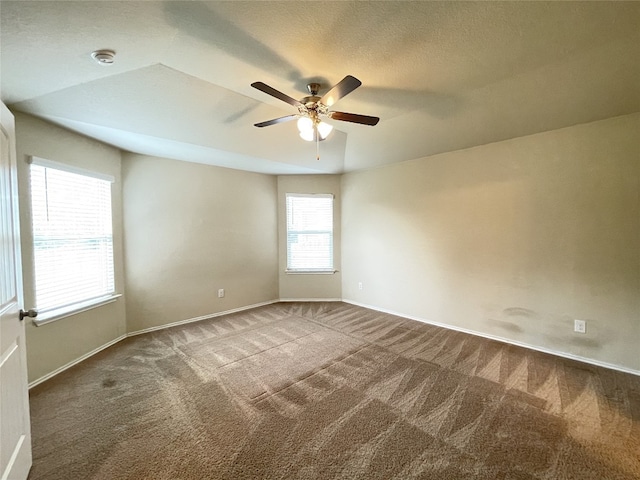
315,120,333,139
297,116,333,142
251,75,379,151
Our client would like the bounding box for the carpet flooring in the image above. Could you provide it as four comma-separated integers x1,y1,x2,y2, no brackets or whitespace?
27,302,640,479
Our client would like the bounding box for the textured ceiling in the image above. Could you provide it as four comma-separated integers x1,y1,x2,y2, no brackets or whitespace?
1,1,638,174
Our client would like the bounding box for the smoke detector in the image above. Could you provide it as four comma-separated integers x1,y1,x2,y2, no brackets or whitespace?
91,50,116,65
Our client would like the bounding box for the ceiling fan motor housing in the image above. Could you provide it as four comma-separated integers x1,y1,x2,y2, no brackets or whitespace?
306,83,321,96
301,96,321,107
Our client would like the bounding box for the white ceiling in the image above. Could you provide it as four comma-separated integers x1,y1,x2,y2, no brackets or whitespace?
1,1,638,175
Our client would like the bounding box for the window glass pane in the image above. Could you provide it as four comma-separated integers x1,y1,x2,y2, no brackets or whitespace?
30,163,115,312
286,193,333,271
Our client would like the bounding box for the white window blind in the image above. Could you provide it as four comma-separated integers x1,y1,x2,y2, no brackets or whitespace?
29,159,115,314
286,193,334,272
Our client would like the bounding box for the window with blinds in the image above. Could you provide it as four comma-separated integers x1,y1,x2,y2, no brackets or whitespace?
29,158,115,315
286,193,334,272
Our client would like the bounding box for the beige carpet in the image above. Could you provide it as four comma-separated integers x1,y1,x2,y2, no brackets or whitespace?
28,302,640,479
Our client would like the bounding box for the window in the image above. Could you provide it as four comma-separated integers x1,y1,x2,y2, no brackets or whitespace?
286,193,334,273
29,157,116,319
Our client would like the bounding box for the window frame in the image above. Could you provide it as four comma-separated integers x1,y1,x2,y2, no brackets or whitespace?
28,156,119,326
285,193,335,274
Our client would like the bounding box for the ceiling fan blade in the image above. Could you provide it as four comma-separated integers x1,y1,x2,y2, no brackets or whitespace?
320,75,362,107
254,114,298,128
251,82,302,107
328,111,379,126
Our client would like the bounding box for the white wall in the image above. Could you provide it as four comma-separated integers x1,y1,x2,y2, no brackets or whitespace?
122,153,279,333
15,113,127,383
342,113,640,372
277,175,342,300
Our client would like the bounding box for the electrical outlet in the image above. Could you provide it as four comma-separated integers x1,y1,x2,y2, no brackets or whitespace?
358,282,363,290
218,289,225,298
574,319,586,334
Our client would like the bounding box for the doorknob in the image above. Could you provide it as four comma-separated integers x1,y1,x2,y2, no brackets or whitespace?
19,309,38,321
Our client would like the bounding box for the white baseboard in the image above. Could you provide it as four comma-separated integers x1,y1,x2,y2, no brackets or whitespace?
29,299,280,389
29,297,638,388
29,334,127,389
343,299,640,377
279,298,343,302
127,299,280,337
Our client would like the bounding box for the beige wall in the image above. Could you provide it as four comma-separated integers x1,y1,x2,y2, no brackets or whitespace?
277,175,342,300
14,113,127,383
342,113,640,371
122,153,278,332
13,111,639,381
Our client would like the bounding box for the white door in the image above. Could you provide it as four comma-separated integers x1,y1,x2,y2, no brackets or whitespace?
0,101,32,480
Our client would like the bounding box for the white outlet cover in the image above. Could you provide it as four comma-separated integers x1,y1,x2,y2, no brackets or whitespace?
574,319,586,334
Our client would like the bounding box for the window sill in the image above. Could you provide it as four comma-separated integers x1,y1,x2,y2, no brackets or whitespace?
33,294,122,326
285,270,337,275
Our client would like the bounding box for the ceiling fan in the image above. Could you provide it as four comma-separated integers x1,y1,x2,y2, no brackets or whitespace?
251,75,379,144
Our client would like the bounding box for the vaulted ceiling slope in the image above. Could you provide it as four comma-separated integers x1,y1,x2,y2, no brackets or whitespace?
1,1,638,175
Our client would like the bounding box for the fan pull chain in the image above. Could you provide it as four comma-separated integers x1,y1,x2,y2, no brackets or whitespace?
316,130,320,161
